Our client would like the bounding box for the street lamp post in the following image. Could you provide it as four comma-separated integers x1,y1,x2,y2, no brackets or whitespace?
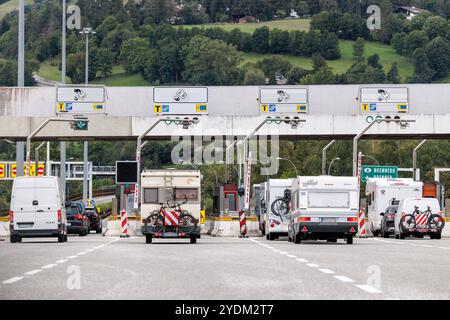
62,0,66,84
276,157,299,177
362,154,380,166
322,140,336,175
413,139,427,181
352,119,415,176
328,157,341,175
18,0,25,87
79,27,96,85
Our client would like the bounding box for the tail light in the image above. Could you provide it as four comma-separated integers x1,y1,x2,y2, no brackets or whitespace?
347,217,358,222
9,211,14,223
75,214,83,220
83,216,87,221
298,217,311,222
57,210,62,222
269,219,280,227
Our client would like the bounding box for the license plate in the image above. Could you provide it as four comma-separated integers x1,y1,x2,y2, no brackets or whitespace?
66,223,71,226
322,218,336,223
18,223,33,229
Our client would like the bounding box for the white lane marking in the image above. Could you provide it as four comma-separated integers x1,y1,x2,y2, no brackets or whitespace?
307,263,320,268
373,237,449,250
319,268,335,274
422,245,433,248
24,269,42,275
287,255,297,258
3,277,24,284
66,256,77,259
355,284,382,294
77,252,86,256
56,259,68,264
266,246,274,249
334,276,355,283
42,264,56,269
296,258,308,263
279,252,288,255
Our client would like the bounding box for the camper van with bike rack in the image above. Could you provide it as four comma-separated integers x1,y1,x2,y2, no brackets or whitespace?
365,178,423,237
140,169,201,244
264,179,294,241
289,176,359,244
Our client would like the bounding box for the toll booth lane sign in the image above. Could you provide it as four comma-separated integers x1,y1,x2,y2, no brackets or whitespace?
56,86,106,114
359,87,409,114
153,87,208,115
0,163,5,178
259,88,308,114
361,165,398,182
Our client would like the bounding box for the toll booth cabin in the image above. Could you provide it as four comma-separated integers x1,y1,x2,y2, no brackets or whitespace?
213,184,239,216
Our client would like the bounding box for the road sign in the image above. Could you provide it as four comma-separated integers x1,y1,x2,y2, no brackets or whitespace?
37,164,45,176
0,163,5,178
56,86,106,114
361,165,398,182
359,87,408,114
116,161,138,184
153,87,208,115
73,119,88,130
259,88,308,114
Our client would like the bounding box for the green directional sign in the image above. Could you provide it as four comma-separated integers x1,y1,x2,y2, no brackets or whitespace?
74,120,88,130
361,165,398,182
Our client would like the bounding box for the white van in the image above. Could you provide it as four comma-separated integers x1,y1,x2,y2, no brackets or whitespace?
366,178,423,236
140,169,201,243
264,179,293,241
395,198,445,239
10,176,67,243
289,176,359,244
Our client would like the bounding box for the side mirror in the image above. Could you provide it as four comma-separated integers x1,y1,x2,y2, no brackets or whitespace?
380,212,385,216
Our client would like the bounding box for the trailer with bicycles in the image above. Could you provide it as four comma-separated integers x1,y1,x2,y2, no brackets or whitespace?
140,170,201,244
264,179,294,241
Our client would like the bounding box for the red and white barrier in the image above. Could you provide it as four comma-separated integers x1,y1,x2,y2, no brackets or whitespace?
358,211,367,237
120,210,129,238
239,211,247,238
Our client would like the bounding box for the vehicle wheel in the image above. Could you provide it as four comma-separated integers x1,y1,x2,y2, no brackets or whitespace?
373,230,380,237
346,236,353,245
266,233,270,240
96,227,102,234
145,235,152,244
190,236,197,244
261,226,265,236
327,239,337,243
395,232,399,239
58,234,65,243
10,235,17,243
382,228,389,238
287,232,292,242
294,233,301,244
399,230,406,240
268,233,275,241
435,233,442,240
64,234,68,242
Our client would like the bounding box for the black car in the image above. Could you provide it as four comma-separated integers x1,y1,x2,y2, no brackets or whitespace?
66,202,89,236
86,207,102,234
380,199,399,238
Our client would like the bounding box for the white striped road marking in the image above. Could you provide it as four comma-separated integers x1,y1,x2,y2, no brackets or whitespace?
355,284,382,294
24,269,42,275
42,264,56,269
76,252,86,256
2,277,24,284
334,276,354,283
287,255,297,258
307,263,320,268
296,258,308,263
279,252,288,255
56,259,68,264
66,256,77,259
319,269,335,274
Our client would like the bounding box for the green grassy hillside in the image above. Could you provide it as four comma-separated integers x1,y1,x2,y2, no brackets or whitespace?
0,0,34,20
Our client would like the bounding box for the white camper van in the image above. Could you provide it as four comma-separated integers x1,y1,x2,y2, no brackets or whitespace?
9,176,67,243
289,176,359,244
264,179,294,241
140,169,201,243
365,178,423,236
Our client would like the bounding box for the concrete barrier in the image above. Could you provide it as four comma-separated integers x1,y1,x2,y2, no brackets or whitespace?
206,217,262,237
0,221,9,237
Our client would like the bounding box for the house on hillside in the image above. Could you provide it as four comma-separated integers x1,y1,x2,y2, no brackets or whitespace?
394,6,427,20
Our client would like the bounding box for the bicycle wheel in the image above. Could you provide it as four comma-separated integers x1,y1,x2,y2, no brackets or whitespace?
271,199,289,216
400,214,416,231
178,211,197,235
428,214,445,231
144,211,164,233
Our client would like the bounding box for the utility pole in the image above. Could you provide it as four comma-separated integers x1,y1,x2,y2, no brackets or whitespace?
61,0,66,84
16,0,25,177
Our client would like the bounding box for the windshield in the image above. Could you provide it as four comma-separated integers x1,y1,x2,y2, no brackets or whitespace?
66,206,79,216
308,192,350,209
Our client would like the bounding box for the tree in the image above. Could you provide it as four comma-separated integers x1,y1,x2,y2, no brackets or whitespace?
182,36,242,85
387,62,401,84
312,53,326,71
270,28,290,54
404,30,429,56
422,15,448,39
120,38,150,73
425,36,450,79
300,65,335,84
410,48,434,83
95,48,114,78
287,67,310,84
251,27,270,54
243,68,267,85
352,37,365,60
256,56,293,85
367,54,382,69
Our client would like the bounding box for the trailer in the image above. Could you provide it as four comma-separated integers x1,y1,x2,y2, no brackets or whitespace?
365,178,423,236
140,169,201,243
264,179,294,240
289,176,359,244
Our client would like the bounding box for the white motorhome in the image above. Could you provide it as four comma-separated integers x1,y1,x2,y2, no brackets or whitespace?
365,178,423,236
264,178,294,241
9,176,67,243
289,176,359,244
259,182,268,235
140,169,201,243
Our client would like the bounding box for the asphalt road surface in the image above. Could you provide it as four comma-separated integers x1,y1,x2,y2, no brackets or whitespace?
1,234,449,300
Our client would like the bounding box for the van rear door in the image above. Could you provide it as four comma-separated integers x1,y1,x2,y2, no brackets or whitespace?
34,178,59,230
12,179,37,230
